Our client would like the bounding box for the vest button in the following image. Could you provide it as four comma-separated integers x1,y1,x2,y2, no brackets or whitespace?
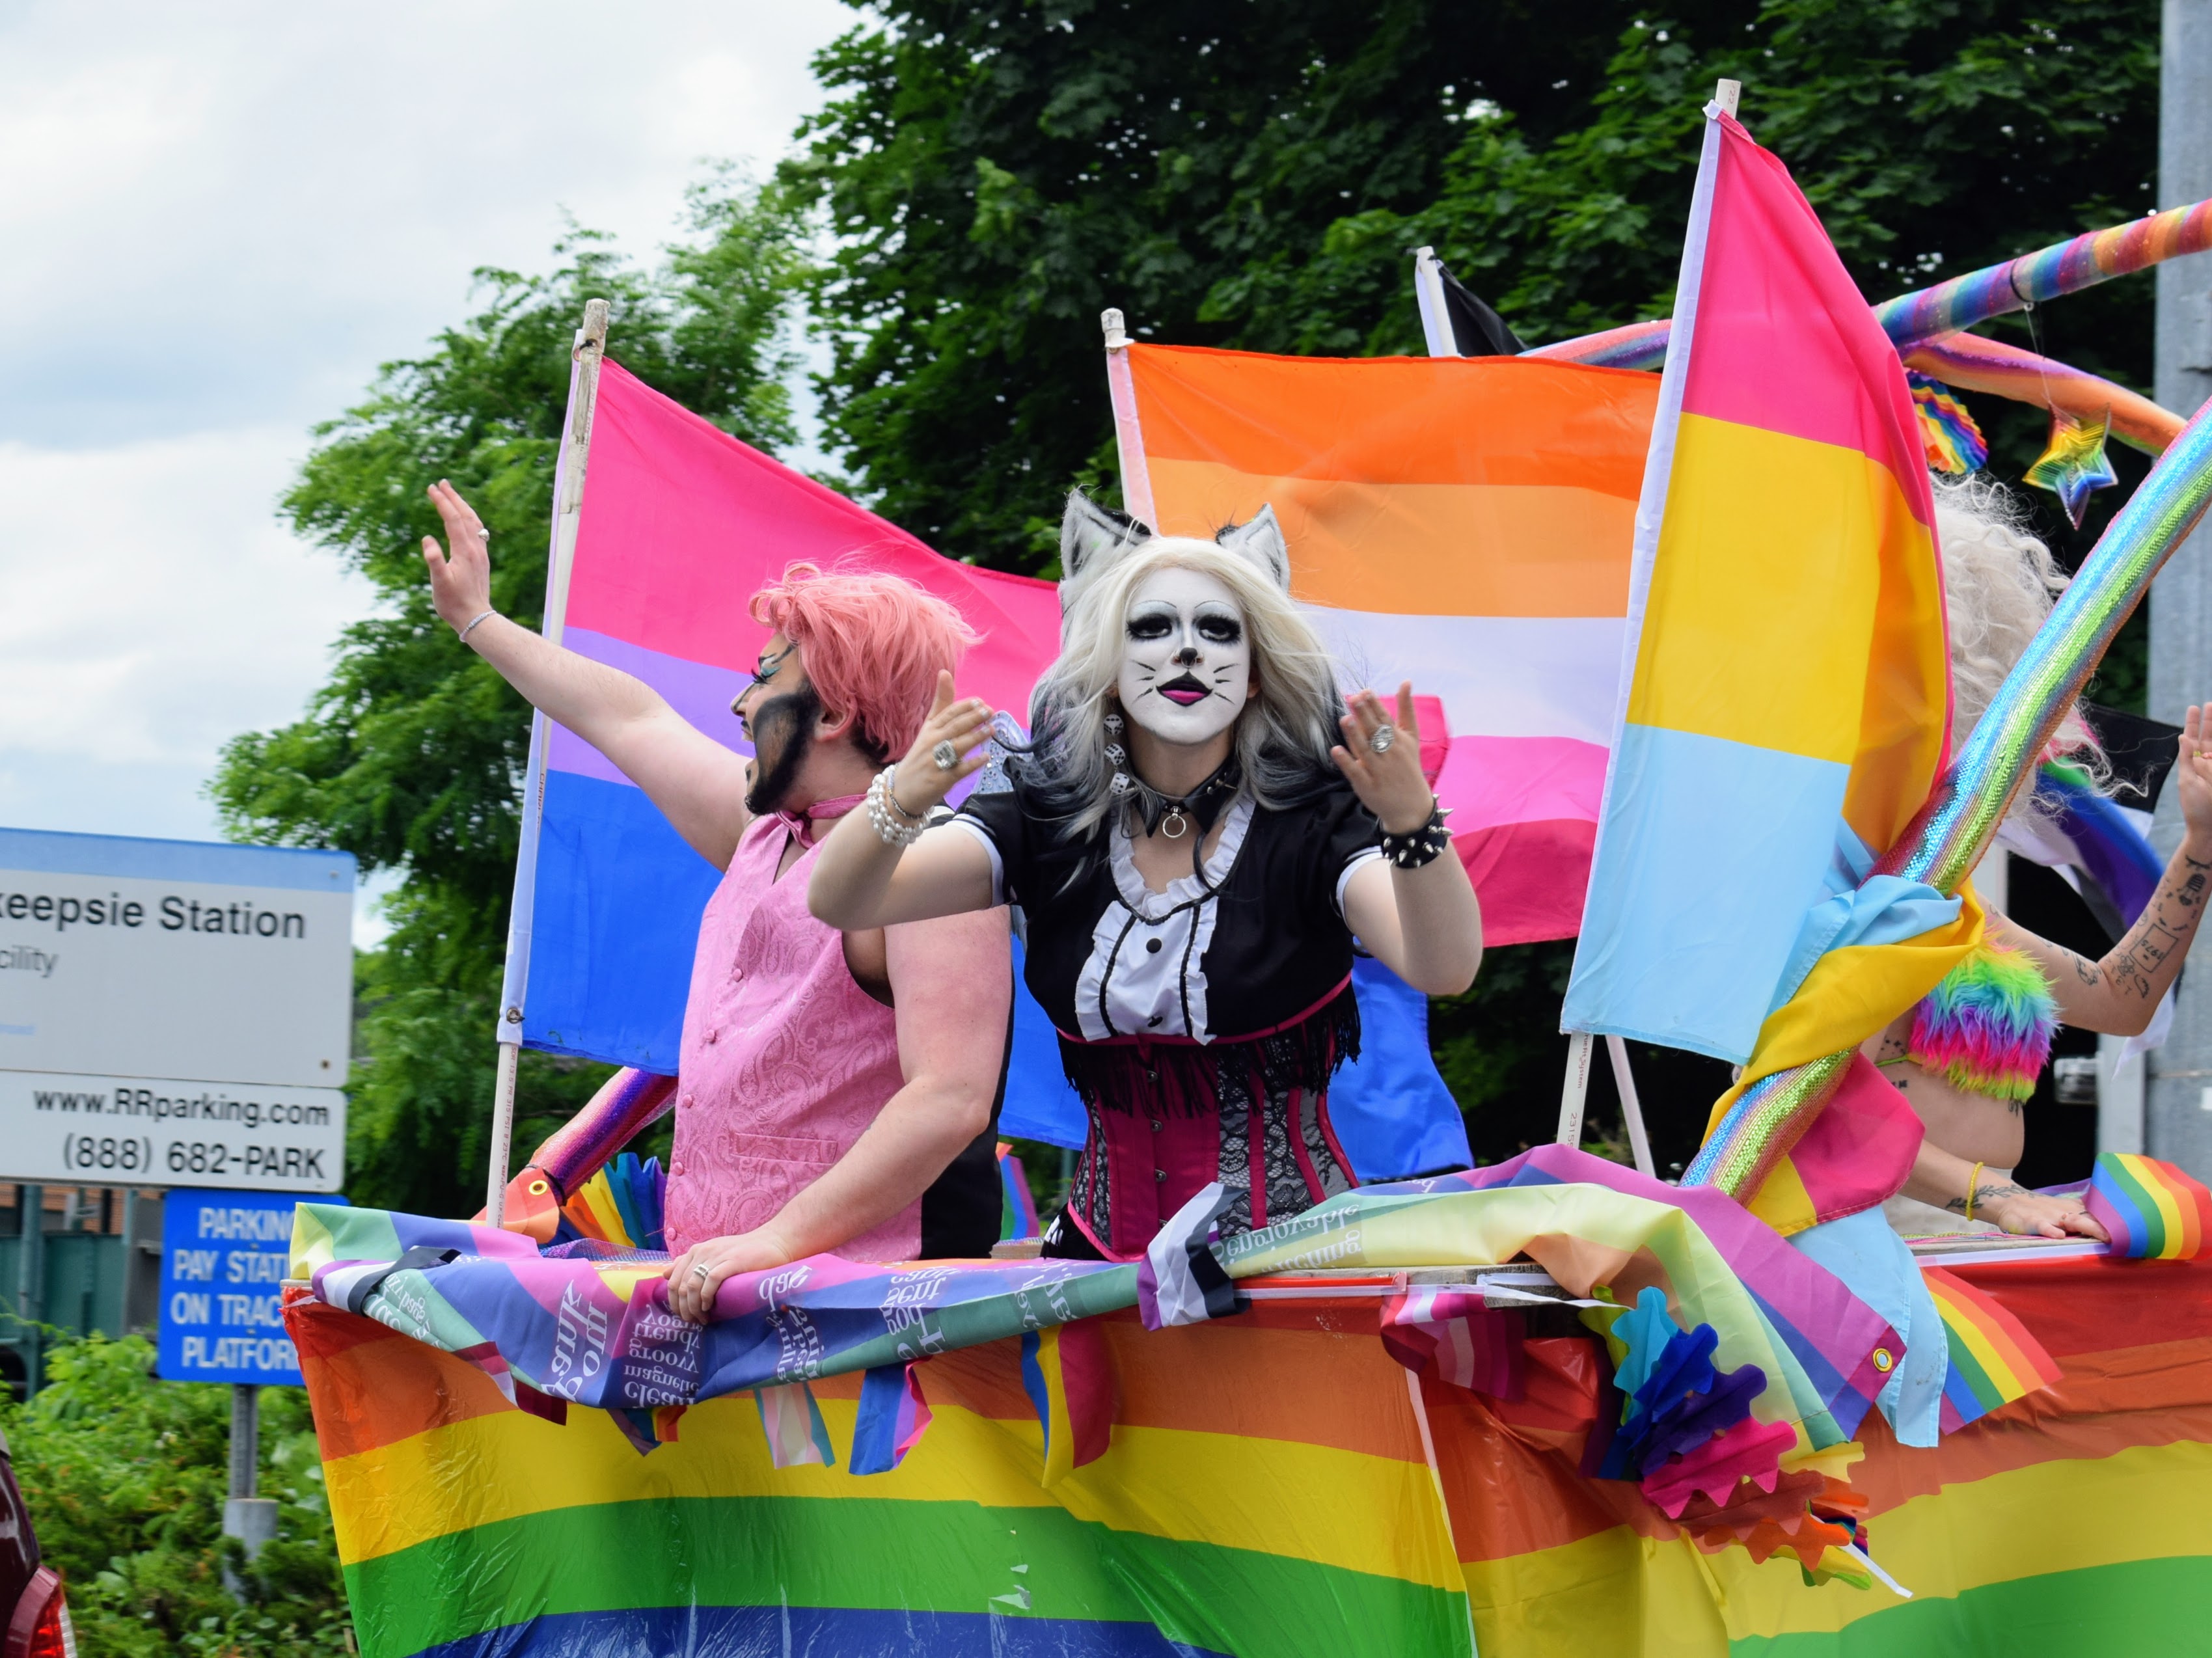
1147,1014,1163,1028
680,1093,694,1108
730,966,745,981
703,1028,718,1044
671,1160,686,1176
1146,937,1163,954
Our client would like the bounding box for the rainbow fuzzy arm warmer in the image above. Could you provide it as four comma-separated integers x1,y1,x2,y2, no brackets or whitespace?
1906,945,2058,1102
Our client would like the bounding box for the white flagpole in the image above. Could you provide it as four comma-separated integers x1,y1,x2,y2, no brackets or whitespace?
485,298,610,1225
1607,1035,1657,1177
1100,308,1158,527
1412,248,1458,357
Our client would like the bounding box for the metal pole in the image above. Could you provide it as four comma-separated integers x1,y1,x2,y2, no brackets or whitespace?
2150,0,2212,1177
222,1382,277,1582
16,1184,41,1400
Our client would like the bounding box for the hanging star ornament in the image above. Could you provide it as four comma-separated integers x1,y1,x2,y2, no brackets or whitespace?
2023,405,2118,528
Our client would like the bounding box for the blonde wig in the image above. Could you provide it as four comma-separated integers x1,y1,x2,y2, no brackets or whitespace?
1933,474,2107,792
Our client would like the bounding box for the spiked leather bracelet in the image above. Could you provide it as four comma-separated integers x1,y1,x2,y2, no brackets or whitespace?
1378,800,1453,869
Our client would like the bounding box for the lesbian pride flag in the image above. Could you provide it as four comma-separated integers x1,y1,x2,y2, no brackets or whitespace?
512,360,1060,1068
1108,342,1658,944
1560,106,1951,1065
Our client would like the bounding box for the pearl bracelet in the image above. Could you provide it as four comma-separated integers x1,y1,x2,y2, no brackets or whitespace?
866,766,928,849
457,608,497,643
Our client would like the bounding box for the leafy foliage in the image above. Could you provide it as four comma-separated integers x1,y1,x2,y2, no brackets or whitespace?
5,1335,346,1657
210,180,807,1215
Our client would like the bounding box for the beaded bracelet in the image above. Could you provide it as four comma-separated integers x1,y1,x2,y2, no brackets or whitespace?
1378,800,1454,869
866,765,928,849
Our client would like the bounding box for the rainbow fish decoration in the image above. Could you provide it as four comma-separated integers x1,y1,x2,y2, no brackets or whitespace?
2086,1152,2212,1260
1920,1266,2064,1432
556,1152,665,1253
1905,944,2058,1102
1907,371,1987,475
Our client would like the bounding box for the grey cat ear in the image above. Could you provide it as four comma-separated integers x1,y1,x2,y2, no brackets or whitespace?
1059,491,1150,610
1214,504,1292,593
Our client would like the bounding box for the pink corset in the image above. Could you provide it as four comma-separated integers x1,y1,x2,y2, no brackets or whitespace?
661,802,918,1261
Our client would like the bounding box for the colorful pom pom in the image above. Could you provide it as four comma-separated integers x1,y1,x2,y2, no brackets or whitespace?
1907,945,2056,1102
1908,372,1987,476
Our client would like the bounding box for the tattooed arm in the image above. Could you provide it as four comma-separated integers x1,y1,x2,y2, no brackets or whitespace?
1900,1139,2109,1240
1996,704,2212,1038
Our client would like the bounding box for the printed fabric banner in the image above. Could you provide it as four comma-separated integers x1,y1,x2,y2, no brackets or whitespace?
1113,342,1659,945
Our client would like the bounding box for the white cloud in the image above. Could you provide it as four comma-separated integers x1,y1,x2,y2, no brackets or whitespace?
0,0,851,906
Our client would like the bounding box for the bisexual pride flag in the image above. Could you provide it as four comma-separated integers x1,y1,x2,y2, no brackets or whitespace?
1561,105,1954,1071
508,360,1061,1069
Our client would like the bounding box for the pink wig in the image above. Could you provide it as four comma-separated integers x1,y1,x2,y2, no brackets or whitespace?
748,563,979,762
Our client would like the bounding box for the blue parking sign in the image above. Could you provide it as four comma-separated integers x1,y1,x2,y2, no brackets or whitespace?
157,1188,344,1385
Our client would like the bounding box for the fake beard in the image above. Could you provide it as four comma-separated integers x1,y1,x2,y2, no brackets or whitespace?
744,681,822,815
1117,569,1251,746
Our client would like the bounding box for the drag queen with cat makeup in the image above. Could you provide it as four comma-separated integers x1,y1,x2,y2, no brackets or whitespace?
810,495,1483,1260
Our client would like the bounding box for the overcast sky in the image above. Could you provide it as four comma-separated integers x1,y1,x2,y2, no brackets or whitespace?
0,0,851,940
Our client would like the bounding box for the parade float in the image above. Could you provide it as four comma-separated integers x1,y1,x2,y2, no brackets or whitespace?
285,87,2212,1655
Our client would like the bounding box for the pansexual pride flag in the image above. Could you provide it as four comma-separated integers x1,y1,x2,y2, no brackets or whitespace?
1561,106,1952,1065
512,360,1060,1068
1108,342,1658,944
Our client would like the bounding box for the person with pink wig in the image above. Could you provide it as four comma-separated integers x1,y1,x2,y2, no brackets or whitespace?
420,482,1012,1320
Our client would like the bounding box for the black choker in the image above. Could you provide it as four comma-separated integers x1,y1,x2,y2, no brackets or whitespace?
1114,752,1242,840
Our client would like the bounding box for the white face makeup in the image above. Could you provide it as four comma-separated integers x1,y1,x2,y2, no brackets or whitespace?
1116,566,1252,745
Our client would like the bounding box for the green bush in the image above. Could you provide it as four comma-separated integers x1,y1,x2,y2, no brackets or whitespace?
2,1334,349,1658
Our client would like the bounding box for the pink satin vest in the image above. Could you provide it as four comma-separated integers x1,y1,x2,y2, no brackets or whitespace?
661,802,917,1261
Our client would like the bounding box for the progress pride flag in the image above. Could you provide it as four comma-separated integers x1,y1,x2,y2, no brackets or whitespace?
523,360,1060,1069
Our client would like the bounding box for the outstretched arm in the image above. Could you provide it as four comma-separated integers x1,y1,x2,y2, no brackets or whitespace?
423,482,754,869
1337,685,1484,996
664,906,1013,1316
1901,1138,2108,1240
810,672,1001,927
1999,705,2212,1037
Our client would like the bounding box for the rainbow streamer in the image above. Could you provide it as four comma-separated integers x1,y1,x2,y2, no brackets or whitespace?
2087,1152,2212,1260
849,1361,934,1475
754,1381,834,1469
1907,372,1987,474
1904,945,2056,1102
1920,1266,2064,1434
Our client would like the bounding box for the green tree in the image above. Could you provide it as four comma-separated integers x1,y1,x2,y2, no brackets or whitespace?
787,0,1719,570
5,1334,345,1657
210,178,808,1216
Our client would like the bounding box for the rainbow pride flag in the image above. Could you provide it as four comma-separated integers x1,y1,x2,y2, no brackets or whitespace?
2087,1151,2212,1259
1562,105,1952,1066
514,360,1061,1069
1919,1264,2063,1432
1109,342,1658,944
296,1244,2212,1655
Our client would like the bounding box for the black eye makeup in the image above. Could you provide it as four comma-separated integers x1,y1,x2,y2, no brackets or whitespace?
1125,610,1176,642
1195,611,1244,646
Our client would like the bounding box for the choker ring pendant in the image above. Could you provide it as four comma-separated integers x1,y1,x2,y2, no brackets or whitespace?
1160,809,1189,839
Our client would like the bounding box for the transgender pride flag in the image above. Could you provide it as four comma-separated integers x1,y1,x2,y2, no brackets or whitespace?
1561,103,1951,1067
1108,342,1659,944
508,360,1060,1070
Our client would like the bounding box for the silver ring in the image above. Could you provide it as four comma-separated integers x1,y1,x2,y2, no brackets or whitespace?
690,1263,710,1279
1369,724,1397,755
931,739,958,771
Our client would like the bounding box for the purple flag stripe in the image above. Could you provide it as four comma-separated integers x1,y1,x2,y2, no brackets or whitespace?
547,629,752,787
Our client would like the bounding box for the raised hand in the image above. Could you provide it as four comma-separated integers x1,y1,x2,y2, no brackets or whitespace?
2175,705,2212,854
886,672,996,816
420,480,494,634
1331,682,1436,835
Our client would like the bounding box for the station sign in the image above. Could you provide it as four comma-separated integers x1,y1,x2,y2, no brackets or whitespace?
0,828,352,1191
157,1188,345,1386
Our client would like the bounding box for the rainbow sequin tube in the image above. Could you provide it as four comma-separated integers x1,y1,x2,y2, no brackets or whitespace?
1872,198,2212,348
1903,332,2184,457
1533,198,2212,371
1685,385,2212,1201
